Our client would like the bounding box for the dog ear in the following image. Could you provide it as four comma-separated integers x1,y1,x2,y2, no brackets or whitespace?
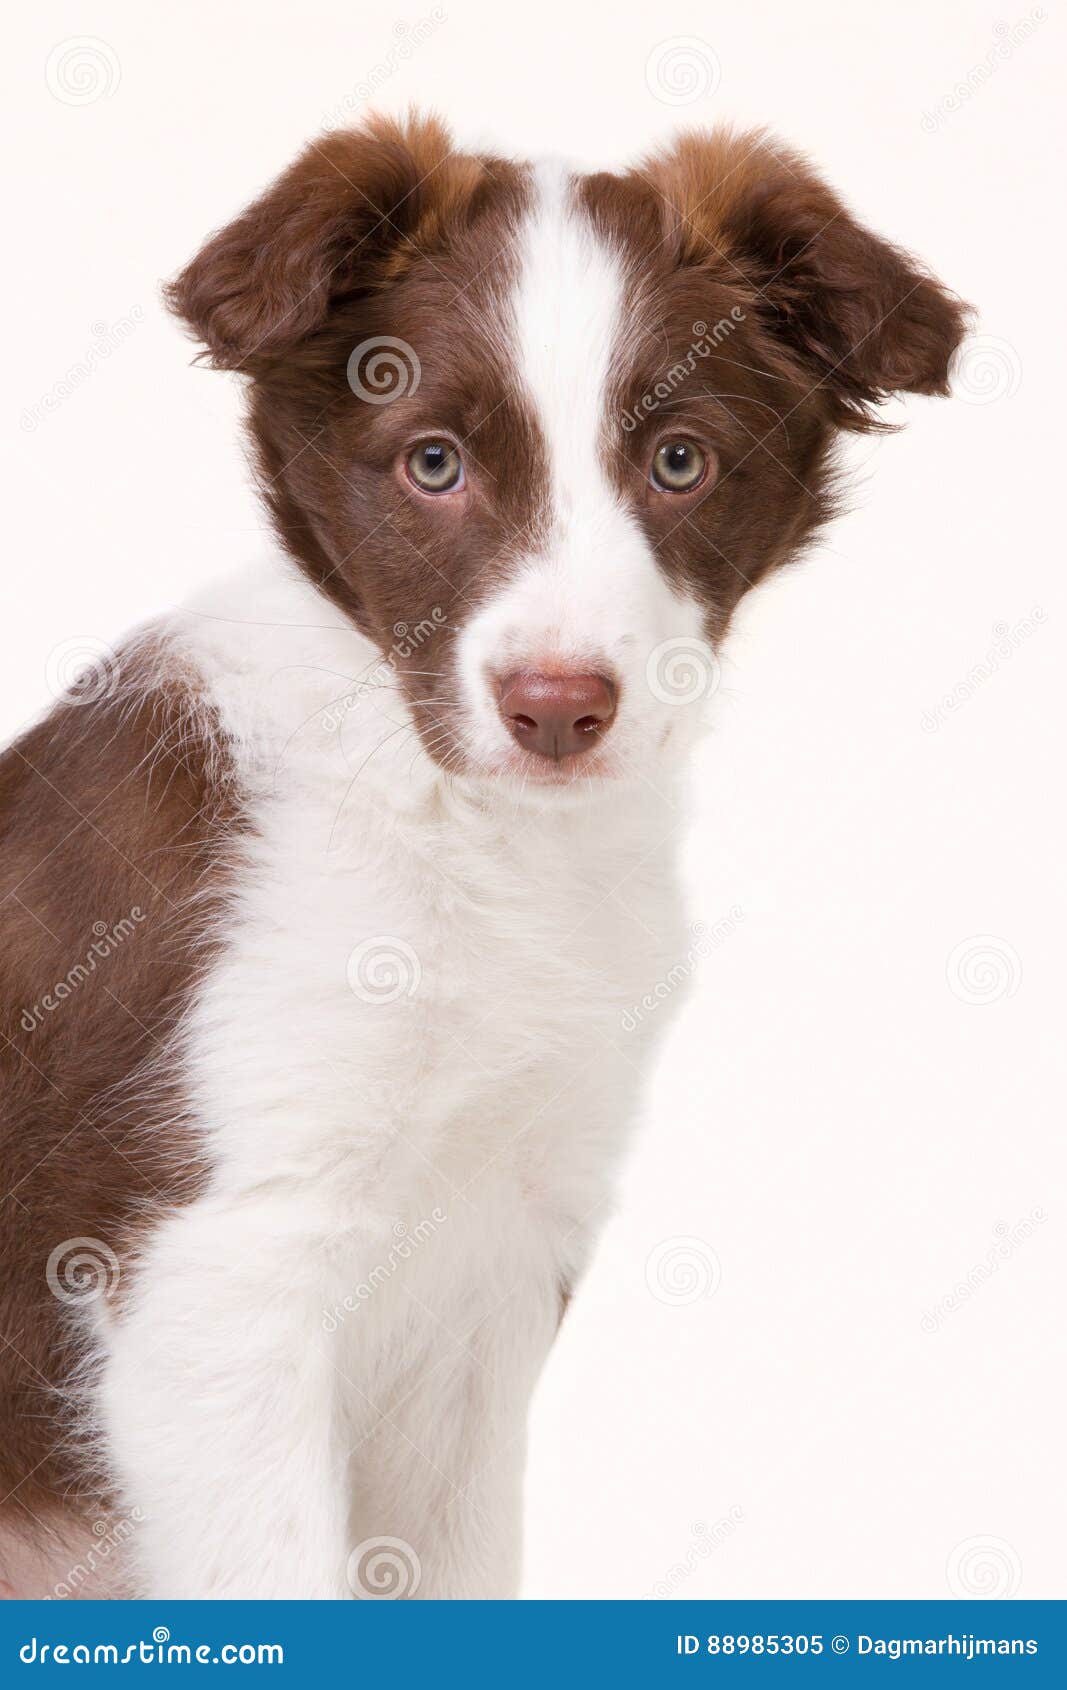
164,113,478,372
646,129,971,430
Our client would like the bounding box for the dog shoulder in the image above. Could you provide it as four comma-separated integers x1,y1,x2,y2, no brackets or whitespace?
0,631,243,1512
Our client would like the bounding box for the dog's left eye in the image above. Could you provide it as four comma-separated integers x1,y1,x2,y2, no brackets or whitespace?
651,439,707,493
406,440,465,494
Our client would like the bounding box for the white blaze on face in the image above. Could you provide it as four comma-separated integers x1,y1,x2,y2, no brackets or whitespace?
456,161,708,778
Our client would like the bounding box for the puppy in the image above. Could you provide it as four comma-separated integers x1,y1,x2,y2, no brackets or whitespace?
0,115,966,1599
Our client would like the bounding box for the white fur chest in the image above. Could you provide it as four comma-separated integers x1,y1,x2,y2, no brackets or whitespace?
188,760,686,1248
169,562,691,1302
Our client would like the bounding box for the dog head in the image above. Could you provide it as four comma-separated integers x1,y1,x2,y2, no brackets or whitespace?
167,114,967,797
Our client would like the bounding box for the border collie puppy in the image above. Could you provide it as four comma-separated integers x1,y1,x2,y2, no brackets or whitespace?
0,115,966,1599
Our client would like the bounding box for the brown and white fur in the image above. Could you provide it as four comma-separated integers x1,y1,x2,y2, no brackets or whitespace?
0,115,967,1599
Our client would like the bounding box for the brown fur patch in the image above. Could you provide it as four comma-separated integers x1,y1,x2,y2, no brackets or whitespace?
0,639,242,1527
637,127,969,427
167,113,544,776
576,128,969,626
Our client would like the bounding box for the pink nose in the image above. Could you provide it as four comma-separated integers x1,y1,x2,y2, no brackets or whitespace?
498,670,617,761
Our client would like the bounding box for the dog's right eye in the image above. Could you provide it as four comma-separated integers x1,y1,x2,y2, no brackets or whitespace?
650,439,708,493
406,440,465,494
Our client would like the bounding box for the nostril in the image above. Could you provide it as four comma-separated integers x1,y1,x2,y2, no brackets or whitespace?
497,670,617,761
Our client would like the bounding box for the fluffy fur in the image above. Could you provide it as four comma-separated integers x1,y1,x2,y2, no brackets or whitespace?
0,114,967,1598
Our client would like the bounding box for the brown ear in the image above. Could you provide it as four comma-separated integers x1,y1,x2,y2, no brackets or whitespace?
164,112,478,372
647,129,971,430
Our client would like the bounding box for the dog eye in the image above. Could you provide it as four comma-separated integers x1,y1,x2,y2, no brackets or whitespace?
651,439,706,493
406,440,464,494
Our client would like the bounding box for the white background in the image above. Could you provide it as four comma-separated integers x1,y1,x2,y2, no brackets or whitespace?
3,0,1064,1600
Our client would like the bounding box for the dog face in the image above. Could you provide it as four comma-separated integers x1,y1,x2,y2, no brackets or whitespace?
168,116,966,795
